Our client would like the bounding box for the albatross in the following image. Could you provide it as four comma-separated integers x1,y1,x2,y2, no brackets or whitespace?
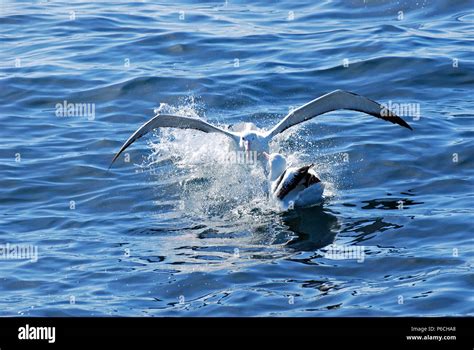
109,90,413,168
264,152,324,210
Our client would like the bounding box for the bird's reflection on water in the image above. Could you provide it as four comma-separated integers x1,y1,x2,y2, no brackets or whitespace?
280,194,423,253
281,206,340,251
129,193,423,272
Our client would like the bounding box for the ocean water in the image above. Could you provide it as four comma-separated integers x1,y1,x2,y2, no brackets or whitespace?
0,0,473,316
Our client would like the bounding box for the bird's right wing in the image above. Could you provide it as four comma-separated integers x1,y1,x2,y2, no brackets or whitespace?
109,114,239,169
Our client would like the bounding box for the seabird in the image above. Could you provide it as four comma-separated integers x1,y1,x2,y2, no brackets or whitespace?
109,90,413,168
264,152,324,210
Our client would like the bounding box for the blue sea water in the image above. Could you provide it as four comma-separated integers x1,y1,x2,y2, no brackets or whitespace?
0,0,473,316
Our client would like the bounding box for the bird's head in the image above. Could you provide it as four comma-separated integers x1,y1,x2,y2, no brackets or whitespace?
240,133,257,152
239,131,269,155
263,152,287,181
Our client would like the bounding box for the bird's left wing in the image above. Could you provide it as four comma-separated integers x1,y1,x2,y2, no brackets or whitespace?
265,90,413,139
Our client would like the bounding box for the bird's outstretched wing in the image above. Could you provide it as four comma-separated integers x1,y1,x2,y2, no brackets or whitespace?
266,90,413,139
109,114,239,169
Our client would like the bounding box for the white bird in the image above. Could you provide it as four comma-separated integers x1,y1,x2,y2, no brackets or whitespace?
264,152,324,210
109,90,412,168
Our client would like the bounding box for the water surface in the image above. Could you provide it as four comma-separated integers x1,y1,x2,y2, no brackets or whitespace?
0,0,473,316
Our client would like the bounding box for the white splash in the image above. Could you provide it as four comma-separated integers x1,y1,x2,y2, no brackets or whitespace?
140,97,338,220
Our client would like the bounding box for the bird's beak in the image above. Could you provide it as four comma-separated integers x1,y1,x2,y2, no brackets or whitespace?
262,152,269,160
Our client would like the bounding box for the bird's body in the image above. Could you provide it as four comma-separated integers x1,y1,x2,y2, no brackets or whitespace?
264,153,324,210
109,90,413,169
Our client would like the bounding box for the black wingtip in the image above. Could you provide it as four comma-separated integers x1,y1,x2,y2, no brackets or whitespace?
106,163,114,174
398,118,414,131
375,110,414,131
107,154,119,172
